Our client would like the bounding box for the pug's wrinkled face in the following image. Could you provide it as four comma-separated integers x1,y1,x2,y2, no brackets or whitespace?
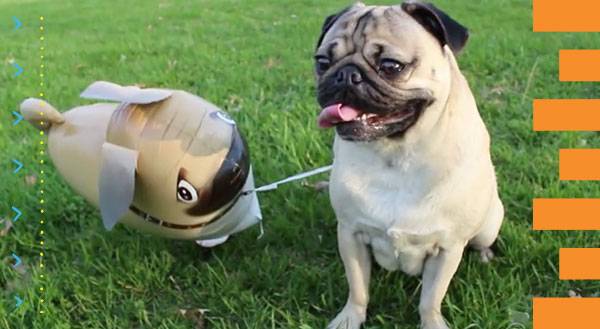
315,2,469,142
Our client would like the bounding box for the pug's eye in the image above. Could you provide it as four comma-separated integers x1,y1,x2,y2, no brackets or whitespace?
315,56,331,74
177,179,198,203
378,59,406,79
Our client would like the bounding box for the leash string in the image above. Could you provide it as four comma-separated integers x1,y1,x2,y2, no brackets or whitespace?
244,164,332,240
242,164,332,195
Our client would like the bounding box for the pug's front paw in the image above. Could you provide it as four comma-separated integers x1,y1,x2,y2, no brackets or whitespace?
479,247,495,263
327,303,366,329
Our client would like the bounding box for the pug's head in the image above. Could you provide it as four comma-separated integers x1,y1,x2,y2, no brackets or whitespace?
315,1,469,142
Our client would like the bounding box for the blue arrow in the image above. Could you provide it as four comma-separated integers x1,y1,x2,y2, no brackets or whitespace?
14,295,23,308
11,253,21,268
11,206,22,222
12,111,23,125
12,17,22,30
13,63,23,77
12,159,23,174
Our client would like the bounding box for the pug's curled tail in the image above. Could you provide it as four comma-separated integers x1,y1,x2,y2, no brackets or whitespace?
20,98,65,131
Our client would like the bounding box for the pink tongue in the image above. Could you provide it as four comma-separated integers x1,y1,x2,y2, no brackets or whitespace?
317,104,361,128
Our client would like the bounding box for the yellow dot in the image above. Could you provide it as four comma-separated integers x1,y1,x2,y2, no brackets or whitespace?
40,287,44,291
39,311,44,314
40,274,44,278
40,26,44,31
39,92,44,97
40,263,44,268
41,179,45,183
40,170,44,174
41,230,44,235
40,220,44,224
40,131,44,136
40,252,44,256
41,190,44,194
40,141,44,145
40,241,44,245
40,36,44,41
40,82,44,86
41,299,45,303
41,46,44,51
40,159,44,164
41,64,44,68
40,16,44,21
40,200,45,204
40,73,44,77
40,151,44,155
40,55,44,59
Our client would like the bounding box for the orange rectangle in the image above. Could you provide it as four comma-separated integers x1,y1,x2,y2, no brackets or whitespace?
534,298,600,328
560,50,600,81
533,199,600,230
560,248,600,280
534,0,600,32
533,99,600,131
559,149,600,180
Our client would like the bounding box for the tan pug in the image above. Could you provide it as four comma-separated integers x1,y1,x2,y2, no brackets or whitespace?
315,1,504,328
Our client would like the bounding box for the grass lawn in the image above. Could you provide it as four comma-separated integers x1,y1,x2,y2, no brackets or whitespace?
1,0,600,328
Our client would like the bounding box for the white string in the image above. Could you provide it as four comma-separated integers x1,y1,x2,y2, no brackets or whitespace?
246,164,332,241
242,164,332,195
256,220,265,240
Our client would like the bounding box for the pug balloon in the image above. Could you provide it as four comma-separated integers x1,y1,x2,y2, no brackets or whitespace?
20,81,261,246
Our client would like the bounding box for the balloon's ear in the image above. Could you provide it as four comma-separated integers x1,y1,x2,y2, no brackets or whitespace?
98,142,138,230
80,81,172,104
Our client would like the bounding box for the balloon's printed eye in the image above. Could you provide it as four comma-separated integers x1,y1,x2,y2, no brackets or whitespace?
177,179,198,203
212,111,236,125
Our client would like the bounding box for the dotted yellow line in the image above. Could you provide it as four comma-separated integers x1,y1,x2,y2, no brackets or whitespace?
38,15,46,315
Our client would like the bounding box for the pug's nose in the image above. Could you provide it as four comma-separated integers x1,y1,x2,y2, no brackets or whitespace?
335,65,363,86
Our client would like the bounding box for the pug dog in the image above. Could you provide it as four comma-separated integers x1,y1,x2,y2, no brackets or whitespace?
314,2,504,329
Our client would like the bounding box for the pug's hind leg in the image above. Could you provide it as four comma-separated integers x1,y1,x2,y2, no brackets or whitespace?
327,223,371,329
419,246,464,329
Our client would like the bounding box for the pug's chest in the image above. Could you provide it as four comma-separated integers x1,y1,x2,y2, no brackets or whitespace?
330,158,448,274
330,153,437,228
334,184,445,274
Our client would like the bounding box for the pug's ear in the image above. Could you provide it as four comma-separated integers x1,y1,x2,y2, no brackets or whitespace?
98,142,138,230
402,1,469,54
316,2,364,49
80,81,172,104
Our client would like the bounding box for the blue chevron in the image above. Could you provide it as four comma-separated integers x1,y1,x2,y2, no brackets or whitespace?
11,206,22,222
11,253,21,268
12,111,23,125
13,63,23,77
14,295,23,308
12,17,22,30
12,159,23,174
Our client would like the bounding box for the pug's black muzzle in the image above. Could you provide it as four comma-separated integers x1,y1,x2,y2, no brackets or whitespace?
317,64,433,142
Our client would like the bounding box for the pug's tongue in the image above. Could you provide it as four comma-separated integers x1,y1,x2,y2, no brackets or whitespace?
318,104,362,128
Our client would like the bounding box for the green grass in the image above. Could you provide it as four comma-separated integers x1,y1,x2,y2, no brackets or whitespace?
1,0,600,328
